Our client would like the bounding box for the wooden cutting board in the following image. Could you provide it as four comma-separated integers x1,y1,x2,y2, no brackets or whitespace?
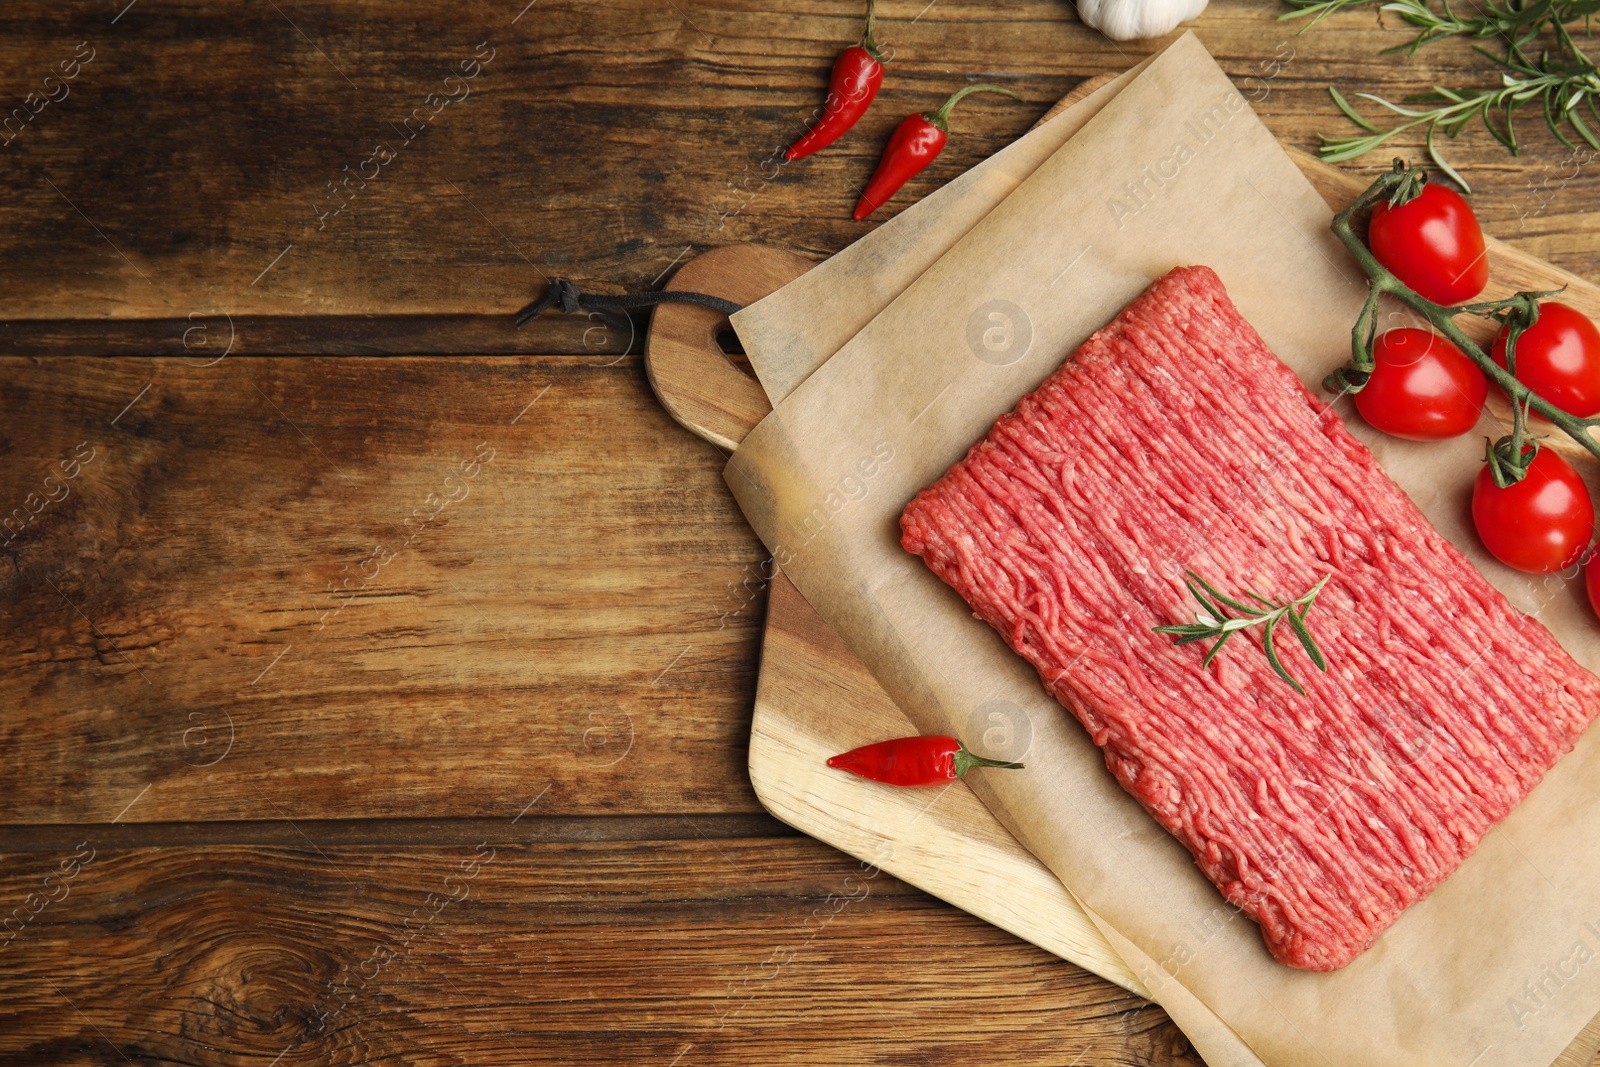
643,88,1600,1063
647,243,1154,998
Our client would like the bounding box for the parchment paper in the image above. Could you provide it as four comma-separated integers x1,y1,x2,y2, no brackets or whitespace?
733,56,1152,406
725,33,1600,1067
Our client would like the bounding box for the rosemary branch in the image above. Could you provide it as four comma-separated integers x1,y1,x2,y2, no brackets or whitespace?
1284,0,1600,189
1281,0,1600,56
1321,48,1600,191
1155,571,1332,695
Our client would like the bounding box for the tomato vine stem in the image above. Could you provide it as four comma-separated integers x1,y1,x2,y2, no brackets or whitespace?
1326,159,1600,480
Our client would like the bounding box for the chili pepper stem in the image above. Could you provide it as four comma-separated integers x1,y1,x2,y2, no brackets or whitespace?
924,84,1024,132
1326,158,1600,484
952,743,1025,777
860,0,882,62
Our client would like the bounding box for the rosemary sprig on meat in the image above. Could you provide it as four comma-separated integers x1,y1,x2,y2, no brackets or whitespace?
1155,571,1332,694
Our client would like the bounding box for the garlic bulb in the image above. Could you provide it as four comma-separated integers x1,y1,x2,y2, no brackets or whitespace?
1076,0,1210,41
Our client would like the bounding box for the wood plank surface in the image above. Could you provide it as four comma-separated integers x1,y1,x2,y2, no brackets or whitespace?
0,837,1197,1067
0,356,770,822
2,0,1599,335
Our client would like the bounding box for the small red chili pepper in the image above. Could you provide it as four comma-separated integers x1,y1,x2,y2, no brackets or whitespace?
826,735,1024,787
852,84,1023,221
785,0,887,162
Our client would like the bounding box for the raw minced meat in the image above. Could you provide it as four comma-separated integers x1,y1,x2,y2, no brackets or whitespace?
900,265,1600,971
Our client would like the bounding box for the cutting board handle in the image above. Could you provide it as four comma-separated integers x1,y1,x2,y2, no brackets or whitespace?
645,244,813,451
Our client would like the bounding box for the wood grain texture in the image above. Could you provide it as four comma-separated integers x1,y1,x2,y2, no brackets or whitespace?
2,0,1599,334
0,313,644,357
0,356,771,823
0,838,1196,1067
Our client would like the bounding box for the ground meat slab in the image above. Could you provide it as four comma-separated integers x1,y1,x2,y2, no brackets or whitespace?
900,266,1600,971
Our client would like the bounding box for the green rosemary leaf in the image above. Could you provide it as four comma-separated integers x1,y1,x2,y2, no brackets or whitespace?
1172,633,1218,647
1284,602,1330,672
1183,572,1226,609
1358,90,1432,118
1471,42,1511,68
1279,0,1371,28
1201,630,1233,668
1154,623,1216,641
1298,0,1600,173
1570,105,1600,148
1545,85,1580,149
1497,93,1523,152
1330,85,1383,132
1261,617,1308,696
1320,133,1392,163
1152,623,1210,638
1181,580,1230,627
1185,571,1259,616
1283,0,1600,54
1426,122,1474,190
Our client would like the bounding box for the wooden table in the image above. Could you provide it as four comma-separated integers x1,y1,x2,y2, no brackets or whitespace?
3,3,1598,1064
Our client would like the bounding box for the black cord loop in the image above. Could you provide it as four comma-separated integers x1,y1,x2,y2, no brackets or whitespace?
515,278,743,329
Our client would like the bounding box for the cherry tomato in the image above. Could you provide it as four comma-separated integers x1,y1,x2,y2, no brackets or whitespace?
1491,301,1600,418
1368,183,1488,306
1352,328,1487,440
1471,447,1594,574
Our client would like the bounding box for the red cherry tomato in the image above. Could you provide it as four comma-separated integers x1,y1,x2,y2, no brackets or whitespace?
1471,448,1594,574
1491,301,1600,418
1368,183,1488,306
1352,328,1487,440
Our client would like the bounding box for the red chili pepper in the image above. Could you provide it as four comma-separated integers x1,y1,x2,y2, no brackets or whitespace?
826,735,1024,787
852,84,1022,221
785,0,886,162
